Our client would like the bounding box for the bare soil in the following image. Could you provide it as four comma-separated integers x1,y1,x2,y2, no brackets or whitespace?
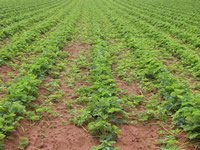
114,73,161,150
0,65,18,83
0,65,19,100
115,124,160,150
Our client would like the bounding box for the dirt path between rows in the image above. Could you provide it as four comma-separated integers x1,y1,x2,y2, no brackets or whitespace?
0,65,19,100
112,64,161,150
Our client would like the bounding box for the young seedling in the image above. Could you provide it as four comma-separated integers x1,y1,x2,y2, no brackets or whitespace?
18,137,29,150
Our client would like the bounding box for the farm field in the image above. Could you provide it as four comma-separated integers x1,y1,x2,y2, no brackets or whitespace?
0,0,200,149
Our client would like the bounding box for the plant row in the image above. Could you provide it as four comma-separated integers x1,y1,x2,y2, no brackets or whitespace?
0,0,69,42
104,0,200,79
118,0,200,36
0,0,75,66
0,0,58,19
0,0,65,30
113,0,200,49
72,1,131,149
131,0,200,22
98,1,200,143
0,0,68,42
120,0,200,27
0,1,82,148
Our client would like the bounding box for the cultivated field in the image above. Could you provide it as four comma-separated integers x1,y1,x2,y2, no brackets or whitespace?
0,0,200,149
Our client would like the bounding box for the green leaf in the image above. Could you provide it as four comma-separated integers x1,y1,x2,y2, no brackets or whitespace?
108,108,121,113
0,133,6,140
187,132,199,140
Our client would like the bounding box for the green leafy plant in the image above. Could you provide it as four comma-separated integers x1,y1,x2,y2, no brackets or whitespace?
18,137,29,150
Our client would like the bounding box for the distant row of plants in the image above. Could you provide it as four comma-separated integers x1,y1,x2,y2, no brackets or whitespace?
0,0,67,40
124,0,200,25
116,0,200,39
0,0,64,30
0,0,57,19
0,0,73,66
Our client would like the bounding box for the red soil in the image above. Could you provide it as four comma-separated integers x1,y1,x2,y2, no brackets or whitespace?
0,65,18,100
114,73,161,149
115,124,160,150
0,65,17,83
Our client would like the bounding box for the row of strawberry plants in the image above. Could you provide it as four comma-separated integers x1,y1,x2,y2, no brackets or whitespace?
0,1,76,87
118,0,200,36
0,0,75,66
0,1,82,148
0,0,56,10
0,0,68,42
0,0,64,30
100,1,200,143
0,0,75,96
0,0,57,19
105,0,200,78
0,13,74,85
122,0,200,27
132,0,200,21
72,1,130,149
146,1,200,27
113,0,200,49
0,2,79,108
0,0,54,10
104,0,200,95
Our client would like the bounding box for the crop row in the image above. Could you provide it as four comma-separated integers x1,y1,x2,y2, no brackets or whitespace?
132,0,200,20
118,0,200,37
0,0,65,30
98,0,200,142
72,1,131,149
123,0,200,27
0,0,57,19
105,0,200,79
113,0,200,49
0,0,68,42
0,0,69,42
0,0,77,86
0,0,82,148
0,0,75,66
